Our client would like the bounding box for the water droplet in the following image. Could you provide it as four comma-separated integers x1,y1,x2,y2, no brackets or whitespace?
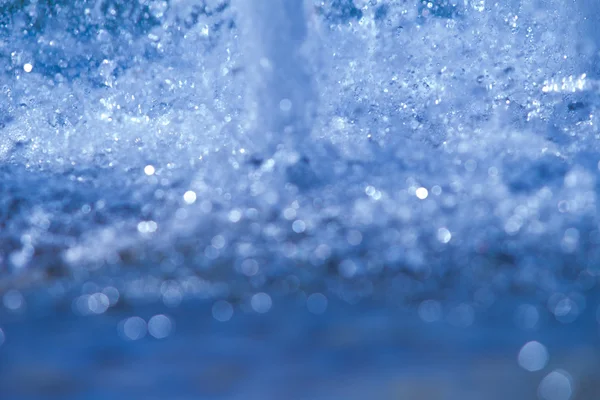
212,300,233,322
183,190,197,204
416,187,428,199
120,317,147,341
307,293,328,314
518,341,549,372
251,292,272,314
538,370,573,400
148,314,173,339
144,165,155,175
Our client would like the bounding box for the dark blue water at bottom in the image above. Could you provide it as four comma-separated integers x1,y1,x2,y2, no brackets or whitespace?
1,293,598,400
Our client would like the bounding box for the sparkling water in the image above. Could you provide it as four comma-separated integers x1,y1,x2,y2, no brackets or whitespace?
0,1,599,398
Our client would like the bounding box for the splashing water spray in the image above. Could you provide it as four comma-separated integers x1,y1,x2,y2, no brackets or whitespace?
234,0,324,187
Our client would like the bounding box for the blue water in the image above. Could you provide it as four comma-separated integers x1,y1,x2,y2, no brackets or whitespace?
2,294,599,399
1,0,600,398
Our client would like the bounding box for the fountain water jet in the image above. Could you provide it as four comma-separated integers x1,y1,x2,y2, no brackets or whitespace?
234,0,324,186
